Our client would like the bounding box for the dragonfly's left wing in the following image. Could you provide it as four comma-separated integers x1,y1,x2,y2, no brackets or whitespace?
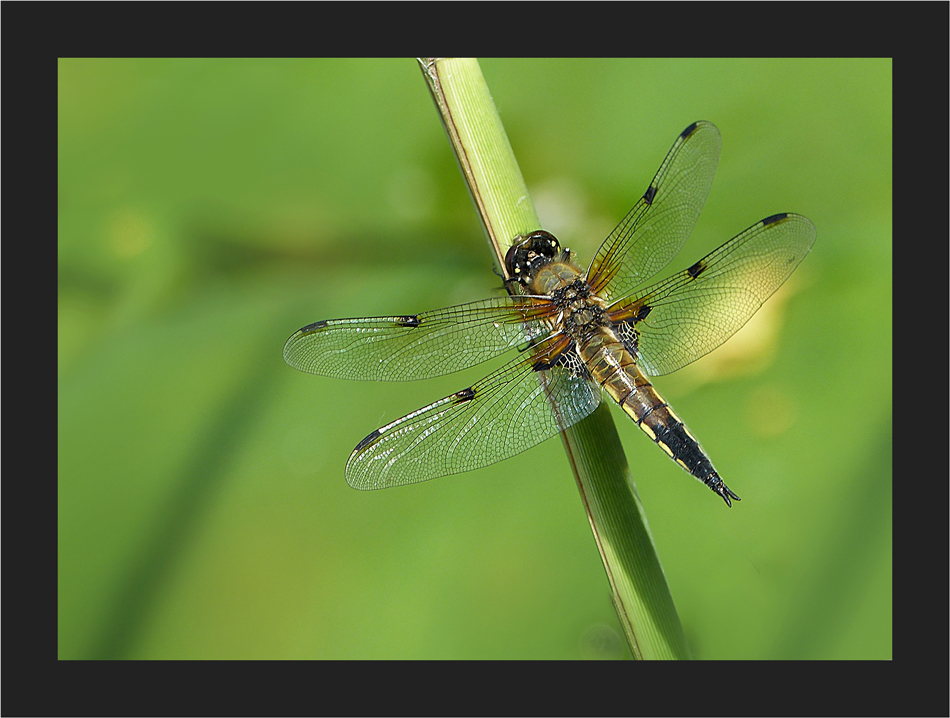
284,296,555,382
345,344,601,489
608,213,816,376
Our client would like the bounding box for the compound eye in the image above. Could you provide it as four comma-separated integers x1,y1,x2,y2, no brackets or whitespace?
505,230,561,282
526,230,561,258
503,243,523,277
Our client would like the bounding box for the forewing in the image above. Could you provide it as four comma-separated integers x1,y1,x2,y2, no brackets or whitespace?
283,296,555,381
587,121,722,301
611,213,816,376
345,349,602,489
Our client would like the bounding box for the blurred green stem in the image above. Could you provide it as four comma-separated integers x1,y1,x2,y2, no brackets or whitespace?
418,58,691,660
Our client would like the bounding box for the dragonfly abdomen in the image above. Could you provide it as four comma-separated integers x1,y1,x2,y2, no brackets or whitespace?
627,384,740,506
579,330,740,507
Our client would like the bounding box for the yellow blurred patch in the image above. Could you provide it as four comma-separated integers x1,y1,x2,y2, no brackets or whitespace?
744,384,798,438
675,272,808,390
106,210,153,258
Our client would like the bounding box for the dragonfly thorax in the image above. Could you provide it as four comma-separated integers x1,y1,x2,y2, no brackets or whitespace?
509,232,609,342
547,278,609,341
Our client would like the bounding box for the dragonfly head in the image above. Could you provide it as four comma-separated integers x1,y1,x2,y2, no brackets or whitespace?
505,230,562,286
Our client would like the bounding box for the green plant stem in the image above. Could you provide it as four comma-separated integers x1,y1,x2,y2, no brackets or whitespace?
418,58,691,660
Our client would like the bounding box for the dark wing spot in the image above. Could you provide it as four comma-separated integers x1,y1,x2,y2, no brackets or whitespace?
635,304,652,321
643,185,657,205
452,387,476,404
300,320,328,333
353,429,382,453
762,213,788,226
680,121,700,139
687,260,706,279
532,359,555,372
396,315,421,327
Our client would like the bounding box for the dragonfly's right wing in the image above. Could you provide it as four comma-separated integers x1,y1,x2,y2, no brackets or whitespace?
608,213,817,376
586,121,722,301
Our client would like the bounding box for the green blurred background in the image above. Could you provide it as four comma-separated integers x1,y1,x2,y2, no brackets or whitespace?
58,58,891,660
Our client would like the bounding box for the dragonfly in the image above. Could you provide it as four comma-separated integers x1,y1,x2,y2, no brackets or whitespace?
284,121,816,506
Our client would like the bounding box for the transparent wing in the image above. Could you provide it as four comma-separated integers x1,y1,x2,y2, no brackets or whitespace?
587,121,721,301
609,213,816,376
283,296,557,381
345,348,602,489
